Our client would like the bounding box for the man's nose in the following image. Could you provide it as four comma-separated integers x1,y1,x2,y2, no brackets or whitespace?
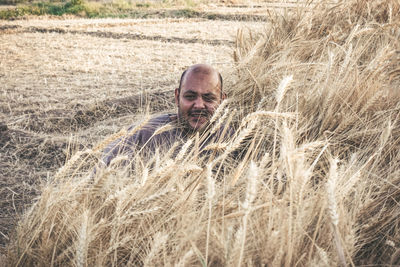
193,97,206,109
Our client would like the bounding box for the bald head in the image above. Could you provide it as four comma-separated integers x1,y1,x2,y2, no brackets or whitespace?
178,64,223,93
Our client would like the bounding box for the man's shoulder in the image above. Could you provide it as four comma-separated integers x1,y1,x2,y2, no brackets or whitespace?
147,113,177,127
126,113,180,146
102,113,178,166
127,113,177,133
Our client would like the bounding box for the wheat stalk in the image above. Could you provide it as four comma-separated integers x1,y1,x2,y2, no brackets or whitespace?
205,164,214,265
238,161,259,267
76,210,90,267
326,158,346,267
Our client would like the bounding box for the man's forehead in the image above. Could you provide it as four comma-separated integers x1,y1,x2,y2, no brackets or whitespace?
182,71,220,89
184,70,218,82
181,82,221,97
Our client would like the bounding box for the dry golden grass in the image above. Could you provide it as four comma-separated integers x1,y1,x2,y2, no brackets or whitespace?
3,0,400,265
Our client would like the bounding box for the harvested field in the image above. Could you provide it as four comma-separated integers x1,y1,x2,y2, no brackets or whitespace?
2,0,400,266
0,18,265,42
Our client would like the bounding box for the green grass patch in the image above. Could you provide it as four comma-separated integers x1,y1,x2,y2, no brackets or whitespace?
0,0,265,21
0,1,85,19
0,0,210,20
0,0,31,4
0,0,150,19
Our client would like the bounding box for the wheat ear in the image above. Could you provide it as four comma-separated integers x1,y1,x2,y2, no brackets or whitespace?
54,149,93,182
143,232,168,267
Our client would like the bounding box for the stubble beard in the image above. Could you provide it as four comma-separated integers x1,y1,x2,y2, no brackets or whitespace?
177,107,210,135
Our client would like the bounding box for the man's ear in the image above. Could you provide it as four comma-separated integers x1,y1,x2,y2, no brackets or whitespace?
174,88,180,106
221,92,227,101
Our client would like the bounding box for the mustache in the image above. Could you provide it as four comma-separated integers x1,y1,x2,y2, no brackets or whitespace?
189,109,210,117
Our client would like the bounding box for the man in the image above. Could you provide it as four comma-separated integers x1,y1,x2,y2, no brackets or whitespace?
102,64,227,166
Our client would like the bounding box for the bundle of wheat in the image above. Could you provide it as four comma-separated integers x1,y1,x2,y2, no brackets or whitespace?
229,0,400,264
6,0,400,266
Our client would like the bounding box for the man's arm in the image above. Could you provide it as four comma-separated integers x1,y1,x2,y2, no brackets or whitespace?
101,114,176,166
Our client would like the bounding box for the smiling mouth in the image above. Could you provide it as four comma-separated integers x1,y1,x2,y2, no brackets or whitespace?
191,114,206,118
190,114,208,121
189,110,209,118
189,112,209,126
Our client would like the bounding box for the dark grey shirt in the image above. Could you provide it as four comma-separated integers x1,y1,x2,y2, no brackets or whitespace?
102,113,231,166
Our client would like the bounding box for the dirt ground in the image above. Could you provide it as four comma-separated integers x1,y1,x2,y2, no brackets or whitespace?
0,5,274,251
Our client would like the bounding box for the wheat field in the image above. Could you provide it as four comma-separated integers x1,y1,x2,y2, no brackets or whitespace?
2,0,400,266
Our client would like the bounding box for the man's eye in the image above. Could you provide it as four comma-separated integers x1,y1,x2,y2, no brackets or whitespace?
203,96,216,102
185,95,196,100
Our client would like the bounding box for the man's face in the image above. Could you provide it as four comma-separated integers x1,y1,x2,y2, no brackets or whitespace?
175,71,224,132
